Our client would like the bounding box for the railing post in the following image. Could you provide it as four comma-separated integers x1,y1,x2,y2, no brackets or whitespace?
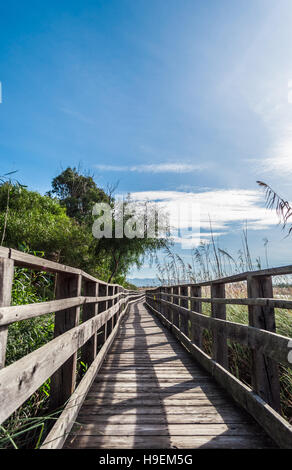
81,280,99,367
116,286,120,321
211,282,228,370
165,287,171,321
159,287,163,315
180,285,189,337
247,275,281,412
97,283,107,349
0,258,14,369
107,285,113,335
50,272,82,410
172,286,180,328
190,285,202,348
168,286,174,324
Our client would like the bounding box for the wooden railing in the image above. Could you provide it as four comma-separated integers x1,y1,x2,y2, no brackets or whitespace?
145,265,292,449
0,247,144,448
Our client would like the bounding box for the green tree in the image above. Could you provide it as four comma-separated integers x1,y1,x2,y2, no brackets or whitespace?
48,167,110,223
48,167,170,282
0,183,91,269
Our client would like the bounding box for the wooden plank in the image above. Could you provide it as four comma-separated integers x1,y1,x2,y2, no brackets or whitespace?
247,275,281,412
69,422,267,436
146,300,292,448
153,263,292,288
63,301,276,450
0,296,84,326
0,247,9,258
154,297,292,367
9,247,81,275
0,258,14,368
40,299,129,449
0,295,128,424
75,412,251,425
82,397,233,406
65,434,274,449
160,292,292,310
77,404,250,416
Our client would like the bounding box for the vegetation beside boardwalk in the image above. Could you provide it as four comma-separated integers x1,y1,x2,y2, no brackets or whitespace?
0,171,292,447
156,239,292,425
0,167,168,448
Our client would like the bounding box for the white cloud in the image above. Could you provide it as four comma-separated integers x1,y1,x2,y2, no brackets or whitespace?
94,163,204,173
117,189,280,248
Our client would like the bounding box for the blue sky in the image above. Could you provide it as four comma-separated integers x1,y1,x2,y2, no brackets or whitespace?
1,0,292,278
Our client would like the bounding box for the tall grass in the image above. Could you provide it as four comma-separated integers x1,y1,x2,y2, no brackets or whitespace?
155,228,292,423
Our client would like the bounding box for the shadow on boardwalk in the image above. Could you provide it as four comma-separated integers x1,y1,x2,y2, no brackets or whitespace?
65,301,276,449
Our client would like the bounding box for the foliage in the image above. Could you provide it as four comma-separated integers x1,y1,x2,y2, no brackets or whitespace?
0,264,56,449
46,167,169,283
47,166,110,223
257,180,292,235
0,183,91,269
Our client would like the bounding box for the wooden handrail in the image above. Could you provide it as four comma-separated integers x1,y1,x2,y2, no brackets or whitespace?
156,264,292,288
145,272,292,448
0,246,145,434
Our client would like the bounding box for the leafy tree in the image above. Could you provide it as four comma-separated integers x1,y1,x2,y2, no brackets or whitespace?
47,167,110,223
0,184,91,269
48,167,170,283
0,167,170,285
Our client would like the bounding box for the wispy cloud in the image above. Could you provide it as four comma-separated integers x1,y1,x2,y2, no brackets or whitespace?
94,163,204,173
117,189,280,248
59,107,96,125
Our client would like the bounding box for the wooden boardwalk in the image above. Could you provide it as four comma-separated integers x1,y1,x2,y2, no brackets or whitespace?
65,300,275,449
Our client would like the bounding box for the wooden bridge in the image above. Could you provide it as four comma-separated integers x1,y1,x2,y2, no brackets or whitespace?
0,247,292,449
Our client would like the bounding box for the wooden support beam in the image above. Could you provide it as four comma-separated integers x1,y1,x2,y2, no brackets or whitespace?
180,285,189,337
247,275,281,412
81,281,99,367
0,258,14,369
50,273,82,411
211,283,228,370
97,284,107,350
172,286,180,329
190,285,202,348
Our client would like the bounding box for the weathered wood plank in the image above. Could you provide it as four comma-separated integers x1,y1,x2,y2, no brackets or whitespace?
247,275,281,412
65,301,276,450
146,300,292,448
211,283,228,369
157,291,292,310
152,296,292,367
0,258,14,368
50,273,82,410
81,281,99,366
65,434,274,449
0,295,130,424
40,297,130,449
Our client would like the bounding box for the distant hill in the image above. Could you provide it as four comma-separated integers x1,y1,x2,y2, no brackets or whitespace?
127,278,161,287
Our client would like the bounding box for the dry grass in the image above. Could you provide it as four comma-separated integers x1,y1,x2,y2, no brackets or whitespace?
199,283,292,423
